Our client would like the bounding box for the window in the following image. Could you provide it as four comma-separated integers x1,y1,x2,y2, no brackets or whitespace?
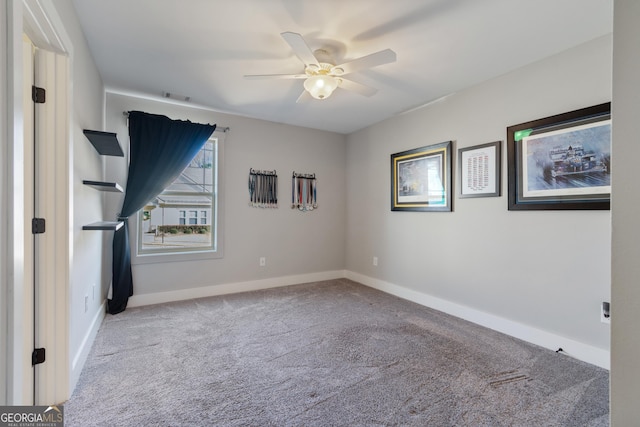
188,210,198,225
136,135,223,260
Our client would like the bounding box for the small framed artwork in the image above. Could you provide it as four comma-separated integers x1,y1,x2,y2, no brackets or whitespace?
391,141,453,212
507,103,611,210
458,141,501,198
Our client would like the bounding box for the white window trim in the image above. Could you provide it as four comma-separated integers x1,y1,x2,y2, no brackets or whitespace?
131,132,225,264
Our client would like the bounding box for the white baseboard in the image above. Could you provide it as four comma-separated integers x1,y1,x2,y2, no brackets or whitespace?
70,300,106,393
121,269,610,370
345,271,610,370
127,270,347,308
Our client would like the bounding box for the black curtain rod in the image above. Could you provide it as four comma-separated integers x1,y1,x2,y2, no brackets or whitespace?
122,111,229,133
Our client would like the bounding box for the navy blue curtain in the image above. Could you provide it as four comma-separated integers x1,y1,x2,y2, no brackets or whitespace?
108,111,216,314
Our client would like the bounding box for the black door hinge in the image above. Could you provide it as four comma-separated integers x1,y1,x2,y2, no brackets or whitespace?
32,218,46,234
32,348,46,366
32,85,46,103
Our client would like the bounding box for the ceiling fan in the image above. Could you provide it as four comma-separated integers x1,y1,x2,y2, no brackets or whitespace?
244,32,396,102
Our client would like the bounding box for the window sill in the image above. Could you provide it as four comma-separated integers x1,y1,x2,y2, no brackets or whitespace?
132,248,223,265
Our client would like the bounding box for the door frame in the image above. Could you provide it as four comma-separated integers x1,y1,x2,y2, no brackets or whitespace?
3,0,72,404
4,1,30,405
1,1,10,405
33,44,70,406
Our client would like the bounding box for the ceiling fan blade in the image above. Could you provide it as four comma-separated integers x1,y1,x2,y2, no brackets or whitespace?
332,49,396,75
338,78,378,97
244,73,307,79
281,32,320,68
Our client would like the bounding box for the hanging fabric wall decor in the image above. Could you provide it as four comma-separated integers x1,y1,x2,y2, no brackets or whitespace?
248,168,278,208
292,171,317,211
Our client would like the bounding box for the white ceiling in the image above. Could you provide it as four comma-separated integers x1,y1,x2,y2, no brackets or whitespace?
71,0,612,134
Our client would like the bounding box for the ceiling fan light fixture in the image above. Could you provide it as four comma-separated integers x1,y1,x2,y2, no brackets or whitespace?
304,75,339,100
244,32,396,102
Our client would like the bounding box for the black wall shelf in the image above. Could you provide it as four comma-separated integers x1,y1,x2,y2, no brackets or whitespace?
83,129,124,157
83,180,124,193
83,129,125,232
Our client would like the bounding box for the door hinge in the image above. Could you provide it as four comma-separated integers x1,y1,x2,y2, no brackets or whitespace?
32,218,46,234
32,348,46,366
32,85,46,103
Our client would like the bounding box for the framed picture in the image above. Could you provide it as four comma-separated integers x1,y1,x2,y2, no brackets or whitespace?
458,141,501,198
391,141,453,212
507,103,611,210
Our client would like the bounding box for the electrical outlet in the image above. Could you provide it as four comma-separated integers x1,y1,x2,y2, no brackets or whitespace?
373,256,378,266
259,257,266,267
84,295,89,313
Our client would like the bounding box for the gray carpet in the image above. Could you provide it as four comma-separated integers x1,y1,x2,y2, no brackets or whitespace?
65,279,609,426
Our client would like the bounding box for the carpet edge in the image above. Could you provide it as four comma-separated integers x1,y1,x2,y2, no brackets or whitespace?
127,270,347,308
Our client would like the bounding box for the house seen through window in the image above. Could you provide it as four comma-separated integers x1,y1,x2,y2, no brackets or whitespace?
138,137,219,255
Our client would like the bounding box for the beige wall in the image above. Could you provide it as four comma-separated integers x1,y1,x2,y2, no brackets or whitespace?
346,35,612,365
104,93,347,297
611,0,640,424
